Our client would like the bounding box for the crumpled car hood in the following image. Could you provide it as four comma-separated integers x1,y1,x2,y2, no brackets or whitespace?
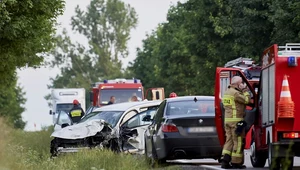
51,119,108,139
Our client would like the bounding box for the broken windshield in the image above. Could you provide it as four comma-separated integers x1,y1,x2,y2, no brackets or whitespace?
79,111,123,127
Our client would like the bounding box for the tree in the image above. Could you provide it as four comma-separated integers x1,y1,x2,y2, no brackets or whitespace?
0,74,27,129
129,0,300,96
0,0,65,87
0,0,65,129
46,0,138,108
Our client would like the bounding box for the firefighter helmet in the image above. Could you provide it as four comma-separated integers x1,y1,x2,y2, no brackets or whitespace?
169,92,177,98
73,99,79,105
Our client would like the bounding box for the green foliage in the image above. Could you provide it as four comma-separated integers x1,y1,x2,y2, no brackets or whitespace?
46,0,138,108
0,73,26,129
129,0,300,96
0,0,65,86
0,0,65,129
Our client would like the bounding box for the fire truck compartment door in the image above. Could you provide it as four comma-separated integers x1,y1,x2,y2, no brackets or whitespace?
214,67,257,146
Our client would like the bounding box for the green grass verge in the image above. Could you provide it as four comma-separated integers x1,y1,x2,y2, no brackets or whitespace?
0,118,180,170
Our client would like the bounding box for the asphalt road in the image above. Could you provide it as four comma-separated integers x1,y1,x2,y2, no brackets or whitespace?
161,150,300,170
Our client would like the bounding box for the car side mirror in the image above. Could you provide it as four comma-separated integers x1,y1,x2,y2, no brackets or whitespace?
142,115,152,122
61,123,70,128
49,110,52,115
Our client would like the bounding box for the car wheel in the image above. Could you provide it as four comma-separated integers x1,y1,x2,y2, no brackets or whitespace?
109,138,120,153
50,138,58,158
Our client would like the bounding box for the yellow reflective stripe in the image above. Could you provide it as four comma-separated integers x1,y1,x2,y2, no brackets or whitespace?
224,118,243,122
223,95,237,118
243,92,250,104
223,95,234,106
232,152,243,157
237,136,242,153
70,110,81,117
232,102,236,118
222,149,231,155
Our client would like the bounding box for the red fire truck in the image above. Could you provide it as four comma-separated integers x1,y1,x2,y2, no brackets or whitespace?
224,57,262,149
215,43,300,169
90,78,165,107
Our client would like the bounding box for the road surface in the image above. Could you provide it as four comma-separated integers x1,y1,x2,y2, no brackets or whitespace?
163,150,300,170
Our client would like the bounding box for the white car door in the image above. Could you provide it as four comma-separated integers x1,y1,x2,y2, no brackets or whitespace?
120,107,158,154
54,111,73,132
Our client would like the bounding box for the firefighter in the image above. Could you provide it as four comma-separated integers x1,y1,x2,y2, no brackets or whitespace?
221,76,250,169
169,92,177,98
107,96,115,105
69,99,85,124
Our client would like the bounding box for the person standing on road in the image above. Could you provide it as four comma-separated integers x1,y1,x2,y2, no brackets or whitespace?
69,99,85,124
107,96,116,105
221,76,251,169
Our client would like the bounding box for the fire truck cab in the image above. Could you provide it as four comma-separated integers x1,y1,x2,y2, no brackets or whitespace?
224,57,262,149
90,78,164,107
215,43,300,169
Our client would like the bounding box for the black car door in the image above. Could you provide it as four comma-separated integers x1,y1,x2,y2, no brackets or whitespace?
146,101,166,151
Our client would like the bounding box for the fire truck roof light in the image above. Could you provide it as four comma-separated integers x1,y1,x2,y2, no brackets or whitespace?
103,80,108,83
288,56,297,67
283,132,299,139
134,79,137,83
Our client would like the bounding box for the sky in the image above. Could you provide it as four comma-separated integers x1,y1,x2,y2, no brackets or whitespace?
17,0,180,131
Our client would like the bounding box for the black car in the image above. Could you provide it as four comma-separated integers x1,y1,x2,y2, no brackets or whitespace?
144,96,222,163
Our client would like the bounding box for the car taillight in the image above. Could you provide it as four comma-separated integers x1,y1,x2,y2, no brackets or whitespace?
283,132,299,138
162,123,178,132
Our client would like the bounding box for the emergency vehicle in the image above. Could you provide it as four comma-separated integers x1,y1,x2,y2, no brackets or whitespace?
224,57,262,149
215,43,300,169
90,78,165,107
49,88,86,125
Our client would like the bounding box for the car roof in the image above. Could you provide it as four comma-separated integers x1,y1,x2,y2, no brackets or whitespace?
166,96,214,102
93,100,162,112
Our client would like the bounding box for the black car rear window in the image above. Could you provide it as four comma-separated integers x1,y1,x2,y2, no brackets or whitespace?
166,100,214,116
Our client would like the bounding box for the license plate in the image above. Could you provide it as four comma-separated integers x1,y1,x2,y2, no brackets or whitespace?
187,127,215,133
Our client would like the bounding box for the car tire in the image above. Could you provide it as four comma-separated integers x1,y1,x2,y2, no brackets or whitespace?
50,138,58,158
109,138,120,153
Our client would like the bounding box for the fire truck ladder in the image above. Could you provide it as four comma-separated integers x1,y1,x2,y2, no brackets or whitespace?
278,43,300,56
224,57,255,69
224,57,260,80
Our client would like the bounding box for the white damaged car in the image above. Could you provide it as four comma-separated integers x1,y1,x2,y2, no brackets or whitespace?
50,100,161,157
